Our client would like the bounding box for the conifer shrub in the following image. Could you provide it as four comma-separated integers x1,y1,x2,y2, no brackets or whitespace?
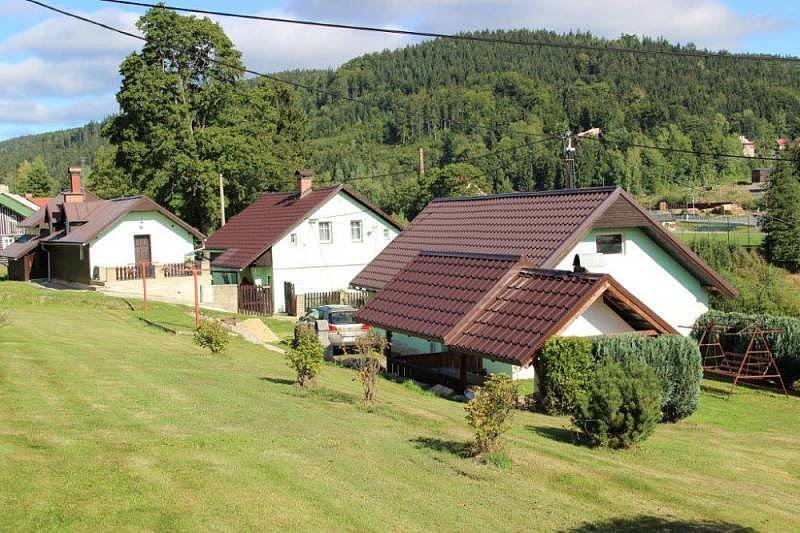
591,335,702,421
536,337,594,415
193,318,230,354
465,374,519,455
573,360,662,449
286,325,324,388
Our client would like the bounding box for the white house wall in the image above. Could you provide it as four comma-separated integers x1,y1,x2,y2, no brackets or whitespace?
560,298,636,337
555,228,708,335
89,211,195,272
271,192,399,313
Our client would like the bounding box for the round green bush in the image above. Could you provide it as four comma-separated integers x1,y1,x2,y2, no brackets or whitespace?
193,319,230,353
572,360,662,449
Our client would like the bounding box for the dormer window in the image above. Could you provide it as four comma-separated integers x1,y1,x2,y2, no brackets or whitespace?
596,233,624,254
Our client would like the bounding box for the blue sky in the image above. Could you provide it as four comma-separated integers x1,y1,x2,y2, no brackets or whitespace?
0,0,798,141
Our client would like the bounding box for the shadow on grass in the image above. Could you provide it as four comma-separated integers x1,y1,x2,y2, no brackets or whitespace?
411,436,471,457
307,387,358,404
258,376,295,386
527,425,578,445
565,515,756,532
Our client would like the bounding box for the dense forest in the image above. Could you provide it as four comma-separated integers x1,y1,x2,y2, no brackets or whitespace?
2,28,799,222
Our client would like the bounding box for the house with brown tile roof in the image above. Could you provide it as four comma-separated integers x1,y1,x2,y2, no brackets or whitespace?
205,171,402,313
352,187,736,386
356,251,675,385
1,168,208,305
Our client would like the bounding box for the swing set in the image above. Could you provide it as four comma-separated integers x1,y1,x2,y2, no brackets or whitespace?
696,318,788,396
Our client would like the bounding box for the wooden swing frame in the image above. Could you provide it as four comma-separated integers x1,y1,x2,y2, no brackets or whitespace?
697,320,788,396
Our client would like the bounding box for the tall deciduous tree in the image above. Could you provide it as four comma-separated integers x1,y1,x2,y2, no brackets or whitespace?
761,151,800,271
103,6,307,231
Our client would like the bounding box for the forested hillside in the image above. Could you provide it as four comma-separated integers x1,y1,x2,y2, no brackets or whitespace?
0,122,108,189
2,29,799,220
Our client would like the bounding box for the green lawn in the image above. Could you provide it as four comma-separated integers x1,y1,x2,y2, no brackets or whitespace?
0,281,798,531
674,227,764,247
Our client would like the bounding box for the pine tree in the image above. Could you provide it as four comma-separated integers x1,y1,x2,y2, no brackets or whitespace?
761,152,800,271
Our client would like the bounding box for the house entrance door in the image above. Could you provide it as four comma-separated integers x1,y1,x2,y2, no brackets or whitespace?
133,235,153,277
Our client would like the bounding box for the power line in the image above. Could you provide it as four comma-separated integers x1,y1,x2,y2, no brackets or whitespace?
101,0,800,64
342,135,560,183
578,135,793,163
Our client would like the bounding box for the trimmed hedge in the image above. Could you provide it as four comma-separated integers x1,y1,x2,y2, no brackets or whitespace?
692,310,800,386
591,335,703,422
536,337,594,415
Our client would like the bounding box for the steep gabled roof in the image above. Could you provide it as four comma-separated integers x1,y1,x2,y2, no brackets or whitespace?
355,251,674,366
351,187,736,298
206,185,401,270
52,196,205,244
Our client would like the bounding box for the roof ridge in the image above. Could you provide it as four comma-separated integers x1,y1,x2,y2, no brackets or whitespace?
518,268,605,280
431,186,619,203
419,250,522,262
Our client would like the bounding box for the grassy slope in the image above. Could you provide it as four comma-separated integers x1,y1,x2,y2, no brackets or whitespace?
0,282,798,531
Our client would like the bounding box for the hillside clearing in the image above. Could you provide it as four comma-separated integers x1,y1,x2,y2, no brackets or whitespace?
0,282,797,531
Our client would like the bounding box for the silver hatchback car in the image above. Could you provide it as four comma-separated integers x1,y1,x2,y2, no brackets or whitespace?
297,304,369,353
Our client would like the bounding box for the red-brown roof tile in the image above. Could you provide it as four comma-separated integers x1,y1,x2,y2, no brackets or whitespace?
351,186,737,298
351,187,617,291
206,185,401,270
356,251,676,366
354,251,521,341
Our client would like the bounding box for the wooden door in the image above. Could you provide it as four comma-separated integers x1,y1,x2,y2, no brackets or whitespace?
133,235,151,265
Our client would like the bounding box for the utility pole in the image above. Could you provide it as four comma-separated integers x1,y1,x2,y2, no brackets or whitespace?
562,131,577,189
418,147,425,178
218,173,226,227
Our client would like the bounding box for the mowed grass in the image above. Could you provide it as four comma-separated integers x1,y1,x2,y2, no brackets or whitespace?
0,282,798,531
674,227,764,247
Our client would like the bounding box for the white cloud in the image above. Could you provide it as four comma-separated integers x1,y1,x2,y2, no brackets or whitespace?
0,0,791,140
287,0,786,50
0,95,117,124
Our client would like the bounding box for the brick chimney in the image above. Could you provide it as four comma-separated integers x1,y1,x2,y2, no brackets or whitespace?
296,169,313,197
64,167,85,203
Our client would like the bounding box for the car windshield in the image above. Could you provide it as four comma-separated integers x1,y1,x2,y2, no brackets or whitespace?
329,311,357,325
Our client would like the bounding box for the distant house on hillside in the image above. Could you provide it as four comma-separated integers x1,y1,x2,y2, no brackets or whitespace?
0,185,39,255
205,170,402,314
739,135,755,157
353,187,737,384
1,168,208,304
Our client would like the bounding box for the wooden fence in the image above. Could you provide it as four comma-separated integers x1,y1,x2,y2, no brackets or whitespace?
302,289,369,312
238,285,272,316
163,261,201,278
115,264,155,281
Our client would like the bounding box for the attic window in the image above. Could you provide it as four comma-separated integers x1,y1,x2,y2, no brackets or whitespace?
596,233,624,254
318,221,332,243
289,233,297,246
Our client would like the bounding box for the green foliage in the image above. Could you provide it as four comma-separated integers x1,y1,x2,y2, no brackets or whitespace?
591,335,702,421
7,29,800,219
465,374,518,455
353,332,388,407
536,337,594,415
573,360,662,449
15,156,54,196
286,325,324,388
761,156,800,271
689,240,800,316
0,122,107,185
693,310,800,386
101,6,307,231
193,319,230,354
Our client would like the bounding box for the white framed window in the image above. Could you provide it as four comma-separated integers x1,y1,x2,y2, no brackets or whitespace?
350,220,363,242
289,233,297,246
318,221,332,243
596,233,624,254
383,228,390,240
